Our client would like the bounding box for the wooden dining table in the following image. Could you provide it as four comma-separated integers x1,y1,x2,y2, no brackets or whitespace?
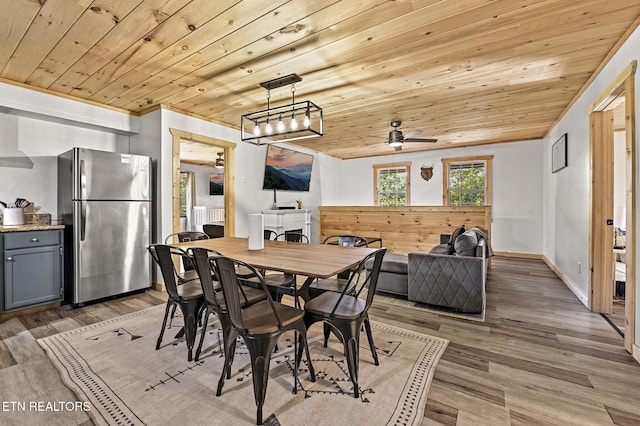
175,236,378,303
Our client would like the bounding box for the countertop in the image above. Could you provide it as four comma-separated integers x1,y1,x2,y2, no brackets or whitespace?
0,224,65,233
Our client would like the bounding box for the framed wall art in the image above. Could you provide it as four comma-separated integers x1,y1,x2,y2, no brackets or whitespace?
552,133,567,173
209,172,224,195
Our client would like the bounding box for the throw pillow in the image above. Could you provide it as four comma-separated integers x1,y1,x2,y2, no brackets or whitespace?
447,224,466,254
454,230,478,256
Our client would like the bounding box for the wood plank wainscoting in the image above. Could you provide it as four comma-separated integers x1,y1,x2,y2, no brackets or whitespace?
319,206,491,254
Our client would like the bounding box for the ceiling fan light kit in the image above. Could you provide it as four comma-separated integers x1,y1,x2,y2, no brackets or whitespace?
241,74,323,145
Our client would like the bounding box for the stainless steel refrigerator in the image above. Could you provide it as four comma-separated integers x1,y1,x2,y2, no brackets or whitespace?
58,148,152,305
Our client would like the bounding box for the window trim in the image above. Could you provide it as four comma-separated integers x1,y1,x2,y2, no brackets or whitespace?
373,162,411,206
442,155,493,206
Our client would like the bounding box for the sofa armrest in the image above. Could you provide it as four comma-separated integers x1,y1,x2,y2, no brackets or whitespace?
408,252,485,313
475,238,487,258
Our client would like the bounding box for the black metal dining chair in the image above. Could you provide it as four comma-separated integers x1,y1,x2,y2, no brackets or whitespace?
163,231,210,283
164,231,210,244
265,232,310,303
276,232,309,243
148,244,205,362
264,229,277,240
299,248,386,398
312,234,370,292
213,256,315,425
203,223,225,238
322,234,369,248
190,247,266,362
240,232,308,305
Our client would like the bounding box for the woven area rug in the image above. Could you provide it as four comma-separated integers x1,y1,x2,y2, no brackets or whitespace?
38,305,448,425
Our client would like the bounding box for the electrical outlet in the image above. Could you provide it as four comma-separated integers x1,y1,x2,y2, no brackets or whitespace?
577,261,582,274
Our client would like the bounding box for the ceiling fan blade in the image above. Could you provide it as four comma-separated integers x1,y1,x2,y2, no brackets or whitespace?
402,129,423,138
404,138,438,143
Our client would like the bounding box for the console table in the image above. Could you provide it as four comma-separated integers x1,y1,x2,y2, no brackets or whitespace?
262,209,311,241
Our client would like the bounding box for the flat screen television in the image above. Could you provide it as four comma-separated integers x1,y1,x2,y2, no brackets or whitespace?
263,145,313,191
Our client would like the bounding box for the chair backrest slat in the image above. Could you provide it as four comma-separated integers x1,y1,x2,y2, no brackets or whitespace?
215,257,245,329
148,244,188,298
191,247,223,308
203,224,225,239
213,257,283,330
164,231,209,244
264,229,278,240
328,248,386,318
276,232,309,243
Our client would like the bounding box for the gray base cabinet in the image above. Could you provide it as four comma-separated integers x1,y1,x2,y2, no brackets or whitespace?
1,230,64,313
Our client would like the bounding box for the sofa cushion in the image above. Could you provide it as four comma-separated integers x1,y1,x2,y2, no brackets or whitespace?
454,230,478,256
366,252,408,274
430,244,449,254
379,252,409,274
447,224,466,254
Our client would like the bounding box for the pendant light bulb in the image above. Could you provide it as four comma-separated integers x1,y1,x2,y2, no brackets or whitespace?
290,115,298,130
303,114,310,128
277,115,285,132
253,123,261,136
265,121,273,135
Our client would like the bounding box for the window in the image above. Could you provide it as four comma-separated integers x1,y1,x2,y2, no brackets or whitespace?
179,172,193,216
373,162,411,206
442,156,493,206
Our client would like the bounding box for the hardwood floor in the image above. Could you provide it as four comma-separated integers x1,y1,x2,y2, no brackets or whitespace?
603,300,626,337
369,257,640,425
1,257,639,425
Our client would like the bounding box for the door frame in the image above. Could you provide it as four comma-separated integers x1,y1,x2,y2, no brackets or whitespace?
589,60,636,352
169,128,236,236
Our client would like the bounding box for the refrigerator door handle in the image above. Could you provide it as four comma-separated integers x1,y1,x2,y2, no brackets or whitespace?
78,159,85,199
80,201,86,241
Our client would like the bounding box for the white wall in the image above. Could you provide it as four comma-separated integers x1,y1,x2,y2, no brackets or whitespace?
614,131,626,228
541,25,639,343
179,163,224,208
156,110,325,242
0,113,125,222
332,139,544,254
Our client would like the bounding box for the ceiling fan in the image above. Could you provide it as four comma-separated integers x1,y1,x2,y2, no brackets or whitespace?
382,120,437,150
215,152,224,169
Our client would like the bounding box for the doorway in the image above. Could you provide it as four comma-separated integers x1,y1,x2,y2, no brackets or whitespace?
169,128,236,237
602,105,629,337
589,61,636,352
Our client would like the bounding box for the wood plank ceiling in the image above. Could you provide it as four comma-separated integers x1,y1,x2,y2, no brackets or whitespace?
1,0,638,159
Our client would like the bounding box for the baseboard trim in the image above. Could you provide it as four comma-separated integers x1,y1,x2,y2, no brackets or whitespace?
542,255,589,308
494,251,544,260
0,301,62,321
151,281,166,292
633,343,640,364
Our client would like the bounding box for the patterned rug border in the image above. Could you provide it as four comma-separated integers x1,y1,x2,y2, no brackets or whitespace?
38,305,449,425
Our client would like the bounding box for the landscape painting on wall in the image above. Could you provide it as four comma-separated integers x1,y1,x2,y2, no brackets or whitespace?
263,145,313,191
209,172,224,195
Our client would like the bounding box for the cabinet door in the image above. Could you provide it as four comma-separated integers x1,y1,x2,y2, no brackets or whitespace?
4,245,62,311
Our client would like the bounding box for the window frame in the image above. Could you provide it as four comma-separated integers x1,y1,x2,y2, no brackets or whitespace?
373,162,411,206
442,155,493,206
